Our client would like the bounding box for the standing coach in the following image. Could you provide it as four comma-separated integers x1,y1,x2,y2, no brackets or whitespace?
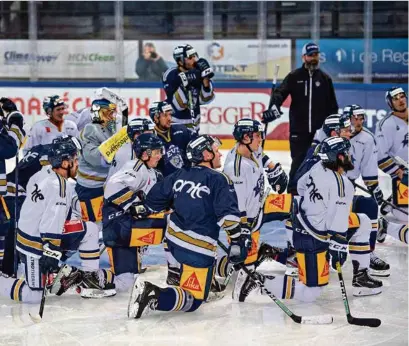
262,42,339,187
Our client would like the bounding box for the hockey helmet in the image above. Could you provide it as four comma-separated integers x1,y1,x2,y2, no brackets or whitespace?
322,114,341,137
90,98,117,123
149,101,173,123
133,133,164,159
173,44,199,65
343,104,365,120
127,118,155,141
318,136,351,164
233,118,265,142
385,86,407,111
43,95,67,116
186,135,221,164
48,135,82,168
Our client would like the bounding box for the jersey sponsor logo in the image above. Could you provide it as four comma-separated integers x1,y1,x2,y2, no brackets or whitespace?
173,179,210,199
137,231,155,244
31,183,44,202
181,272,202,292
321,261,329,277
46,127,51,133
269,195,285,210
306,176,323,203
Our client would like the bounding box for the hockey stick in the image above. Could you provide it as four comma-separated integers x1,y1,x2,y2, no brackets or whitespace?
352,181,408,216
393,155,408,170
13,152,19,277
217,240,332,325
262,64,280,149
29,272,50,323
335,261,381,327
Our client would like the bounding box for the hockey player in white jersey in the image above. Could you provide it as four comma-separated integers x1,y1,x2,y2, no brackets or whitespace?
23,95,79,154
0,136,115,303
65,107,92,132
107,117,155,181
221,118,290,302
376,87,408,245
102,134,166,292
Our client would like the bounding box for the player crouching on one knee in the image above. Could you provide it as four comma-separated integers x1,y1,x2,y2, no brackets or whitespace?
127,135,249,319
102,133,166,292
0,136,115,303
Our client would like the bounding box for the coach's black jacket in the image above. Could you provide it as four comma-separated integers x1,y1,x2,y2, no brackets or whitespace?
272,64,339,135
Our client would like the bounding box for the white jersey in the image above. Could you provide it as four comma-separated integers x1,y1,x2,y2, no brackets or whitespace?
312,128,327,146
23,119,79,155
296,162,354,240
223,145,270,225
106,141,134,182
347,128,379,187
65,108,92,132
16,166,73,258
104,158,158,211
375,113,408,175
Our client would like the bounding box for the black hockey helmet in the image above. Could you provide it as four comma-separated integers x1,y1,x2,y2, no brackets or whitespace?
127,118,155,141
186,135,221,164
133,133,164,160
48,135,82,168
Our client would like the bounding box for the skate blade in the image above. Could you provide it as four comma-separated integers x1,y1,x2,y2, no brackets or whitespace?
127,278,144,318
353,286,382,297
205,291,226,303
29,313,42,323
80,288,116,299
369,269,390,277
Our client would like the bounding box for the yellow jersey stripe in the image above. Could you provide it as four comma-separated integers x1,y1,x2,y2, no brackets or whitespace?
168,227,217,252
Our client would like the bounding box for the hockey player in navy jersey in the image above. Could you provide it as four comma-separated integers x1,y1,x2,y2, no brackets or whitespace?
127,135,246,319
162,44,215,132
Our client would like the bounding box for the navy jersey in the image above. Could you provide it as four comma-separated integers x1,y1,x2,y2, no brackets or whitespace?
155,124,197,177
0,127,18,196
162,67,215,132
6,144,52,196
145,165,240,266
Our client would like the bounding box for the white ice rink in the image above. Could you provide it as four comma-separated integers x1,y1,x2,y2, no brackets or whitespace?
1,150,408,346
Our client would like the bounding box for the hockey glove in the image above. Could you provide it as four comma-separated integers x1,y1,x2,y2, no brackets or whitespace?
7,111,25,131
228,236,248,265
0,97,18,114
130,202,150,219
179,70,201,89
266,163,288,194
328,233,348,270
262,105,282,124
368,185,384,206
240,223,253,252
39,244,62,274
196,58,214,79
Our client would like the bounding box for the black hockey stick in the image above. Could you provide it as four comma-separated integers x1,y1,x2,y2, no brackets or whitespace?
29,272,50,323
262,64,280,149
13,152,19,277
352,181,408,216
217,240,333,325
335,261,381,327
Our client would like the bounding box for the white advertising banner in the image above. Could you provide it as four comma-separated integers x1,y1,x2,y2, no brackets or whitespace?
141,39,291,80
0,40,140,79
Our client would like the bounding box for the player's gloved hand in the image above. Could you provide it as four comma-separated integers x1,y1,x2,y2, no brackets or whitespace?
39,244,62,274
7,111,25,131
196,58,214,79
369,185,384,206
262,104,282,124
240,223,253,251
0,97,18,114
228,236,248,265
179,70,201,89
266,163,288,194
328,233,348,270
130,202,150,219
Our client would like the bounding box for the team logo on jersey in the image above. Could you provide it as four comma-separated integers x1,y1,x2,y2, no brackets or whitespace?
253,174,265,202
315,81,320,87
181,272,202,292
173,179,210,199
306,176,323,203
31,183,44,202
402,133,408,147
166,145,184,169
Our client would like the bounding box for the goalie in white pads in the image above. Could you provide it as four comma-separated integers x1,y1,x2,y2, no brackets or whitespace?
0,136,115,303
376,87,408,245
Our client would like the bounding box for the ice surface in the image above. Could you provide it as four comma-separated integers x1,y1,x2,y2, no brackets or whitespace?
1,150,407,346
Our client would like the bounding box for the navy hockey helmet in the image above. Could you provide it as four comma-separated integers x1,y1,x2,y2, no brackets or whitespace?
90,98,117,123
127,118,155,141
48,135,82,168
149,101,173,123
318,136,351,164
385,86,407,111
343,104,365,120
133,133,164,159
186,135,221,164
173,44,199,65
322,114,341,137
43,95,67,116
233,118,265,142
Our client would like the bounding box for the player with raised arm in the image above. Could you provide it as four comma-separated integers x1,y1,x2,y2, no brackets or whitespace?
376,87,408,245
23,95,78,154
127,135,246,319
102,133,167,292
163,44,215,132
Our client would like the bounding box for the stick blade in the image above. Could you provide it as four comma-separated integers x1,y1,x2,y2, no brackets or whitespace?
301,314,333,325
29,313,43,323
349,317,381,328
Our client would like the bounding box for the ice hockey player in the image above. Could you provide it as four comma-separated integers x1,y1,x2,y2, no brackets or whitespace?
76,98,118,228
107,117,155,180
256,137,382,302
127,134,247,319
149,100,197,177
217,118,291,301
376,87,408,245
103,133,166,292
0,136,115,302
0,98,25,272
23,95,78,154
162,44,215,132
